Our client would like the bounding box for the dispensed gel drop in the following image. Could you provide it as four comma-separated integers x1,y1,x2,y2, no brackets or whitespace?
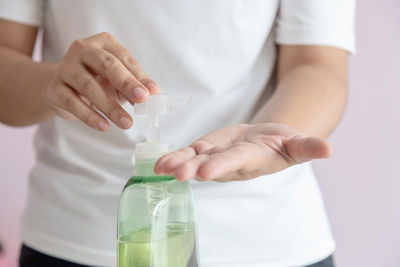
117,95,198,267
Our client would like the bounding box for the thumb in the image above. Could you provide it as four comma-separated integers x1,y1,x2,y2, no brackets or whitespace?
284,136,333,163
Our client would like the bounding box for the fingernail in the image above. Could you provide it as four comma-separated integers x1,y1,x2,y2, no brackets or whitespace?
97,121,108,131
133,87,146,98
120,116,131,128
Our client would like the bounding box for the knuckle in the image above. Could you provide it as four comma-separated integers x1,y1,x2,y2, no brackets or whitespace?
101,55,117,71
71,39,86,50
121,55,136,68
107,104,121,118
128,62,147,82
81,79,96,96
99,32,113,40
191,141,209,154
130,64,144,76
62,95,76,110
120,76,136,91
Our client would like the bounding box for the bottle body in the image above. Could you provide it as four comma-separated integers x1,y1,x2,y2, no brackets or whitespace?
117,175,198,267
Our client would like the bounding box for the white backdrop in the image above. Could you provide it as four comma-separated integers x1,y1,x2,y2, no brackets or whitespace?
1,0,399,266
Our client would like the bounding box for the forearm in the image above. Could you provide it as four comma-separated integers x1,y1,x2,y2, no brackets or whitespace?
0,46,57,126
251,62,347,138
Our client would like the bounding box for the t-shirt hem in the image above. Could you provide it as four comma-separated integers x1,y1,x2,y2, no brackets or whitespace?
200,239,336,267
21,225,116,267
275,26,356,54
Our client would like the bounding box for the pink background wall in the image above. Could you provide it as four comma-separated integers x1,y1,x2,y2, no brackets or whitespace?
1,0,399,266
313,0,400,266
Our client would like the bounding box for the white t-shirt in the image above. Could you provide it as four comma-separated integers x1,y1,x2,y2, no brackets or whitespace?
0,1,355,266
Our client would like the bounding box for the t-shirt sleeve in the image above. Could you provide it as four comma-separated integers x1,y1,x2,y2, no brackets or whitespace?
275,0,356,53
0,0,44,26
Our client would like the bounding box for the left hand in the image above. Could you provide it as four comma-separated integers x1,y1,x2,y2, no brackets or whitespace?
154,123,332,182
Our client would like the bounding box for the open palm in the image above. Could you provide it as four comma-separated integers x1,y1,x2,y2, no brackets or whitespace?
154,123,332,182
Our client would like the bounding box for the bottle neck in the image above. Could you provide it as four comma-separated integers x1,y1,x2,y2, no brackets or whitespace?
134,157,158,176
132,157,175,183
132,142,174,182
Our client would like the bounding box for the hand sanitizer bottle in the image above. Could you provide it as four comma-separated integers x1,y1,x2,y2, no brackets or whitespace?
117,95,198,267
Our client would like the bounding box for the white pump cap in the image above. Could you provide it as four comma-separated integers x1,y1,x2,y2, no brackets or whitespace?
134,94,191,116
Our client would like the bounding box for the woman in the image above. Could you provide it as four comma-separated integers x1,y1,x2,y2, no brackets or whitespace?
0,0,355,266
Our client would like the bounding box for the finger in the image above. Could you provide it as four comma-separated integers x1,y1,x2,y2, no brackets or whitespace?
96,76,128,104
154,140,217,175
173,155,209,181
207,145,230,154
197,145,247,180
190,140,216,154
54,83,109,131
154,147,196,175
53,105,78,121
99,34,161,94
63,65,133,129
285,136,333,162
80,48,149,104
194,124,249,148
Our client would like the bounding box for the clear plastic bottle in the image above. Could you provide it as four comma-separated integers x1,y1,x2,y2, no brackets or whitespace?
117,95,198,267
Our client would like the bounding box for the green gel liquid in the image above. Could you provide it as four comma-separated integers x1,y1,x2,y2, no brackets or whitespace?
118,223,195,267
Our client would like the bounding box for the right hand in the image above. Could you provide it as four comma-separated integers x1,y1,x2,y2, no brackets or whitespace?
45,32,160,131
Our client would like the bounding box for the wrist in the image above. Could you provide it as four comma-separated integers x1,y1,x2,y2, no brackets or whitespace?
38,63,59,119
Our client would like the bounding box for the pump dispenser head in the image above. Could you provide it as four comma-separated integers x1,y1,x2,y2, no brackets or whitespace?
134,95,191,116
133,95,190,176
